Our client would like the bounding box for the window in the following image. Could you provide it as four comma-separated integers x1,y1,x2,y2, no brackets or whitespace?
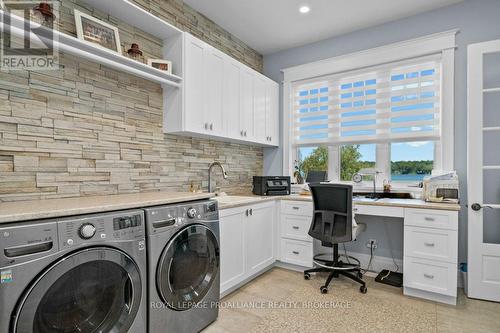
285,31,457,187
391,141,434,182
340,144,376,181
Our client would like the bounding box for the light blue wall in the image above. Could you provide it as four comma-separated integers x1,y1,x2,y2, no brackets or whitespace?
263,0,500,263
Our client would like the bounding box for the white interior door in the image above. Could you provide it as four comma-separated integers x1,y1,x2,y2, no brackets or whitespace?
467,39,500,302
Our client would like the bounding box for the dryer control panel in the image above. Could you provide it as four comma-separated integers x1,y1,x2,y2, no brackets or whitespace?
144,200,219,235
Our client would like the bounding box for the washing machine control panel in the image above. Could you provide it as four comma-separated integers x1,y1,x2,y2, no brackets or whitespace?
58,210,145,248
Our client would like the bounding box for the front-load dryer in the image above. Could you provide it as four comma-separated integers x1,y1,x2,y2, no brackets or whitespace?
0,209,147,333
144,199,220,333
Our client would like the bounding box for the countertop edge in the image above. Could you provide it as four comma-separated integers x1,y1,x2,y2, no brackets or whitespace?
0,192,215,224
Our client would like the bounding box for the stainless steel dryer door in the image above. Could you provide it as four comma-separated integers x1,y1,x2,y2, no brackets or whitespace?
157,224,220,311
12,247,142,333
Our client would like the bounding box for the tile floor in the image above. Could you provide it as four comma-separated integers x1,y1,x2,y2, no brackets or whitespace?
204,267,500,333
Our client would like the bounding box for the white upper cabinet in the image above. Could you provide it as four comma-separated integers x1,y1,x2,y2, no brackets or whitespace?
266,81,279,145
239,67,255,141
183,34,206,134
205,47,224,134
164,32,279,147
253,75,267,143
224,58,242,139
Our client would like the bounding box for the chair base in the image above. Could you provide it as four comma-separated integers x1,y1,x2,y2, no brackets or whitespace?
304,247,367,294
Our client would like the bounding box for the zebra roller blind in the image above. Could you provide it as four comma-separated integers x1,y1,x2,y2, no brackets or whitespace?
291,55,442,146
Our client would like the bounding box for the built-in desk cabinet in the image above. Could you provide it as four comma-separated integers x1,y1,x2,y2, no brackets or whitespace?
165,33,279,147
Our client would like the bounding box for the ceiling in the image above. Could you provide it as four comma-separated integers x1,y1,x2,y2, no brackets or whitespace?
184,0,463,55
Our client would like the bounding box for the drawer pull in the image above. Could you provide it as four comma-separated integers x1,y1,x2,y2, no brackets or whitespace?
424,217,435,222
292,226,300,230
292,207,300,210
292,251,300,255
423,273,434,279
424,242,435,247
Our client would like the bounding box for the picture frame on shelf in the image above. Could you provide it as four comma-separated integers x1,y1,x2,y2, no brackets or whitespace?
147,59,172,74
74,9,121,54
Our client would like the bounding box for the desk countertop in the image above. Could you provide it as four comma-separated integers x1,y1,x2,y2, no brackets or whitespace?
216,194,461,212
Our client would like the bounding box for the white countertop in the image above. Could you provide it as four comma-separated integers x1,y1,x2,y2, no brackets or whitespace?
0,192,215,224
215,194,461,211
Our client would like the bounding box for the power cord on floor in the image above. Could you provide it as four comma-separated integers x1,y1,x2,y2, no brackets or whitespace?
361,240,376,274
384,222,400,272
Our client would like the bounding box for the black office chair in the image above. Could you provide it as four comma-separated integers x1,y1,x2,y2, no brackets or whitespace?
303,183,367,294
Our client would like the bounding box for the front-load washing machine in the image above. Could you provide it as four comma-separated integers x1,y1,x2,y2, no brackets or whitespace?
144,199,220,333
0,209,147,333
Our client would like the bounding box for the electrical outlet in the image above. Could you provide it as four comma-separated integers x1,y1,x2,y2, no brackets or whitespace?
366,239,378,249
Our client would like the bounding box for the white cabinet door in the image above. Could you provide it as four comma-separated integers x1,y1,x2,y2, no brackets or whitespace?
265,81,279,146
253,75,267,143
224,58,241,139
205,47,224,135
246,203,275,276
219,208,246,294
184,34,206,133
239,68,254,140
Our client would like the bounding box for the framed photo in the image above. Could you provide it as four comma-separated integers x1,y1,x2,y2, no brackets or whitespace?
148,59,172,74
74,10,121,54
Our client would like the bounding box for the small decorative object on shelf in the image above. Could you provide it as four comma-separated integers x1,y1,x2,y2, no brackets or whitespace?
32,2,55,26
74,9,121,54
147,58,173,74
127,43,145,62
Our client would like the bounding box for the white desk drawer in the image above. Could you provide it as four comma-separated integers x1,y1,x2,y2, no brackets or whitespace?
404,226,458,263
281,214,312,242
404,209,458,230
280,238,313,267
354,204,404,218
403,257,457,296
281,201,313,217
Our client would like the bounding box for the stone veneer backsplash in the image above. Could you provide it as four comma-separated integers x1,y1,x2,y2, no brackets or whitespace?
0,0,264,202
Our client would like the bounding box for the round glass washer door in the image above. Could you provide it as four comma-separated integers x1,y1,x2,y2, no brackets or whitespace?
12,247,142,333
156,224,219,311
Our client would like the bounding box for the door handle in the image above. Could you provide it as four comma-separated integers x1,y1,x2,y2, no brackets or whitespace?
423,273,434,279
424,242,435,247
240,130,244,136
210,123,213,130
204,123,208,129
471,203,493,211
292,251,300,255
292,226,299,230
249,208,253,216
292,206,300,210
424,217,435,222
4,240,53,257
245,209,249,216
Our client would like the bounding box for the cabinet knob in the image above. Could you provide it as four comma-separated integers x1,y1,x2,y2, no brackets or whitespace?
423,273,434,279
210,123,213,130
292,226,299,230
240,130,244,136
292,251,300,255
249,208,253,215
245,209,249,216
204,123,208,129
424,242,435,247
424,217,435,222
244,131,247,137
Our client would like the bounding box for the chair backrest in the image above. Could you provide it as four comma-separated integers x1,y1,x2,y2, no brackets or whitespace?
308,183,353,244
306,170,328,184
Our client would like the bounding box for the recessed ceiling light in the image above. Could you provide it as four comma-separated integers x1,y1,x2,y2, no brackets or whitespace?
299,5,310,14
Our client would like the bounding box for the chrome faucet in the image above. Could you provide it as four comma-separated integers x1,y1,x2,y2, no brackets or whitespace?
208,161,228,193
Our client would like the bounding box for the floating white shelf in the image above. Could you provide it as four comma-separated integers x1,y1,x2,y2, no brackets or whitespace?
80,0,183,41
2,10,182,88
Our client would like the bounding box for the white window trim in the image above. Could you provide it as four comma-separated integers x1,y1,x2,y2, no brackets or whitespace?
282,30,457,186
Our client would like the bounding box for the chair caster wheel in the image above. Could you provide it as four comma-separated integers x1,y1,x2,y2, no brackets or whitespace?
360,285,367,294
304,273,310,280
320,286,328,294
